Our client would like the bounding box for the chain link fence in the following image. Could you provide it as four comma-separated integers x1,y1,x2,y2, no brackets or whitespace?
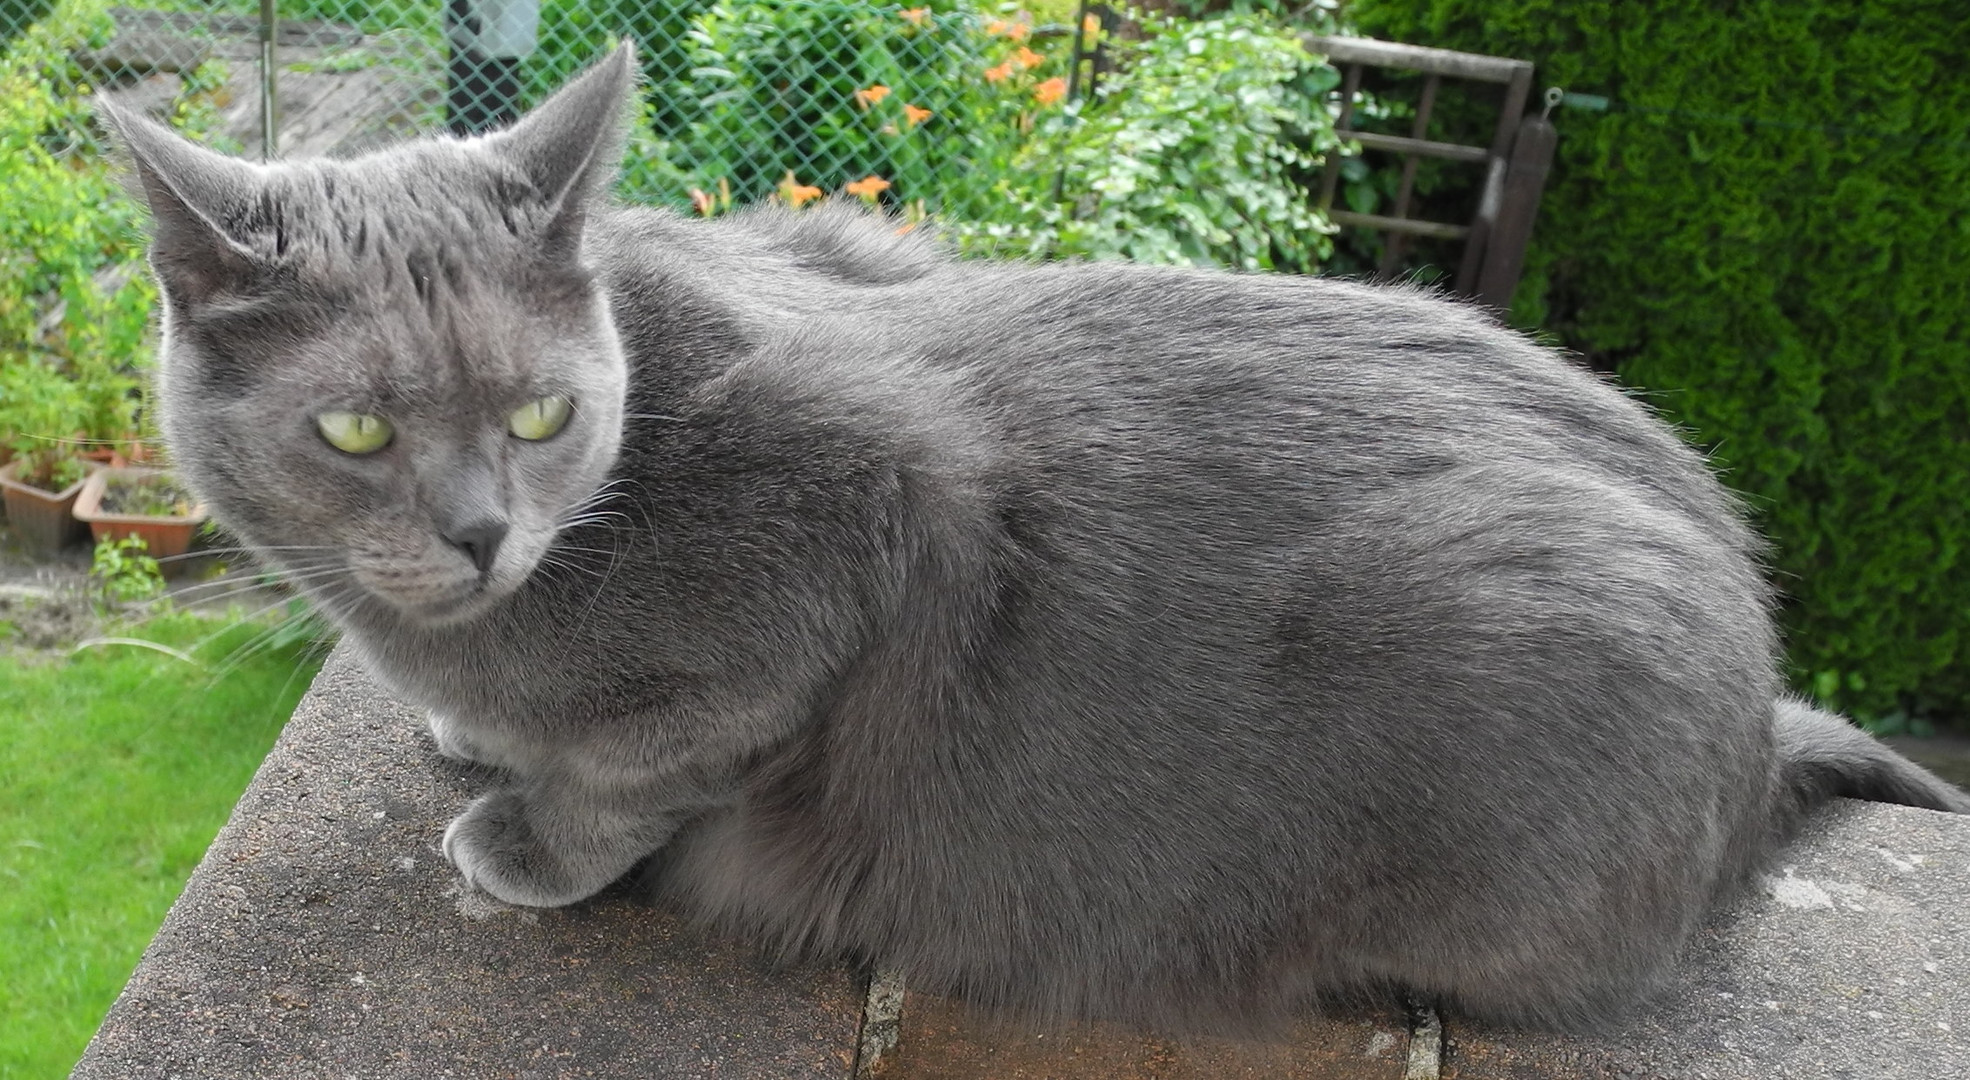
3,0,1106,215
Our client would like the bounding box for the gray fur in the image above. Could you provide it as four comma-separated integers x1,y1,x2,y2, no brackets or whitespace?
102,47,1968,1033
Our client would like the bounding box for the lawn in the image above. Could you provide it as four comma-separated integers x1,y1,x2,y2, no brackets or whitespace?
0,608,326,1080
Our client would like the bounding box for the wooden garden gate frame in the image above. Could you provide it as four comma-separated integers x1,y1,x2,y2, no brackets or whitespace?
1306,35,1558,311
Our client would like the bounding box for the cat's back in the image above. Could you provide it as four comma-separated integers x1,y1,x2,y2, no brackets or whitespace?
879,251,1752,557
589,205,1762,622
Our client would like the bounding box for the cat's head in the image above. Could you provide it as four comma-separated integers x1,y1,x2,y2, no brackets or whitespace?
105,47,639,627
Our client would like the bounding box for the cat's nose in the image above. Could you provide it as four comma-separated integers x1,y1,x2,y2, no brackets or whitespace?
444,519,508,574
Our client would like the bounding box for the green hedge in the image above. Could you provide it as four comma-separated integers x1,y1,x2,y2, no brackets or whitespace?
1348,0,1970,730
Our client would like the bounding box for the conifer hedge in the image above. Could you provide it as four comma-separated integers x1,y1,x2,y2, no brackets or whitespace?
1347,0,1969,728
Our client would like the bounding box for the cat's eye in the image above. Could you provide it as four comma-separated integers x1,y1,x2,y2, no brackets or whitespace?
317,411,394,454
509,396,573,441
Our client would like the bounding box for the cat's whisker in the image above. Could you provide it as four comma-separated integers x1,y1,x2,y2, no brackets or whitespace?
254,629,338,707
163,556,346,586
104,564,343,623
557,488,635,527
556,513,632,533
569,477,635,506
537,554,607,582
154,544,338,565
183,592,328,661
559,508,632,524
206,603,333,682
566,534,627,635
158,566,351,610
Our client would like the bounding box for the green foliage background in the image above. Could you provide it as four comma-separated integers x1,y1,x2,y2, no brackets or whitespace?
970,11,1343,271
1348,0,1970,729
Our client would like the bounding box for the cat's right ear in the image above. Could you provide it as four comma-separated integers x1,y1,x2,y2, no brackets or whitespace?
96,96,266,307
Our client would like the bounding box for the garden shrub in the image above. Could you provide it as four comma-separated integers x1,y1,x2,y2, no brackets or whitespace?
659,0,1046,217
0,3,155,458
646,1,1350,275
968,9,1344,272
1348,0,1970,728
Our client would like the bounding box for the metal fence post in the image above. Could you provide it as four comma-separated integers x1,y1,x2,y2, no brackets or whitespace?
446,0,540,134
258,0,277,160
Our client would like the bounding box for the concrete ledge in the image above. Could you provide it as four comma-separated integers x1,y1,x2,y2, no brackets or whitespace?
71,648,865,1079
74,648,1970,1078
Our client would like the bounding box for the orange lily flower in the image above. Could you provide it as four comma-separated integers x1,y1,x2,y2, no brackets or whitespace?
1033,76,1068,107
854,84,892,110
1012,46,1045,70
903,104,933,128
845,174,892,200
984,59,1015,83
900,7,929,26
777,170,823,208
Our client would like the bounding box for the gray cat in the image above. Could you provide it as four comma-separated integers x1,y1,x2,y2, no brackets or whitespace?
103,46,1967,1033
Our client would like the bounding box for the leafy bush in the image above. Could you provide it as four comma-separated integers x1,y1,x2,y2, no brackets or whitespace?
1350,0,1970,727
0,355,93,488
657,0,1044,216
643,2,1348,274
0,3,154,473
967,10,1343,271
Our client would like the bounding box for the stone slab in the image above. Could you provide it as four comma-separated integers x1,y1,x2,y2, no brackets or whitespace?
71,647,866,1080
873,994,1415,1079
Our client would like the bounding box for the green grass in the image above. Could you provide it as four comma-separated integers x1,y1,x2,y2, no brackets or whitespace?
0,609,326,1080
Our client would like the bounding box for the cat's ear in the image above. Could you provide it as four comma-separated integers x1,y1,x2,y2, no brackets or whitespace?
482,42,637,257
97,96,266,307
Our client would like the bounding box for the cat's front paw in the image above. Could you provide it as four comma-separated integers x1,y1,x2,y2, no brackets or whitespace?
426,711,518,770
442,790,613,907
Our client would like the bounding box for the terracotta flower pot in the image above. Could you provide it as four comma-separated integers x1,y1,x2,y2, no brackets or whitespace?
72,466,210,572
0,459,96,556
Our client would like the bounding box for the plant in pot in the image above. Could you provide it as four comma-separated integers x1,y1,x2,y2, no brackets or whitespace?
0,357,95,556
72,463,209,573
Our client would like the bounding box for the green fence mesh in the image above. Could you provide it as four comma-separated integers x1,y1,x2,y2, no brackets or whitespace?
2,0,1101,214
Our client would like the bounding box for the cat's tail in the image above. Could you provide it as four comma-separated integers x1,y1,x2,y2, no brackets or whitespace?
1774,697,1970,816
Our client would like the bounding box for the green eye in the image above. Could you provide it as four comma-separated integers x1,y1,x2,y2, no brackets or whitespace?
509,396,572,441
317,411,393,454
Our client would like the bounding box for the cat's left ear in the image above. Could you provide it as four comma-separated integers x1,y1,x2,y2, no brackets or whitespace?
483,42,638,259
